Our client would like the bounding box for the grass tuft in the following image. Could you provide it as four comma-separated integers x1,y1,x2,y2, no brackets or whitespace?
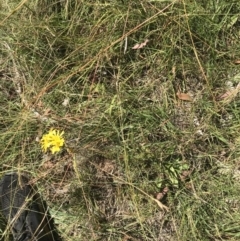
1,0,240,240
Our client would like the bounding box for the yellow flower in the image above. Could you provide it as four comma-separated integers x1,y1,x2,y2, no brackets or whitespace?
41,129,65,154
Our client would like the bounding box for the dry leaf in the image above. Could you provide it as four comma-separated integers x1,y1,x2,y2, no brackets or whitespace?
155,187,169,200
177,92,193,101
132,39,149,49
219,82,240,101
234,60,240,64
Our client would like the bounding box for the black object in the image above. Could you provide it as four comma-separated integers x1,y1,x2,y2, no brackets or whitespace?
0,173,62,241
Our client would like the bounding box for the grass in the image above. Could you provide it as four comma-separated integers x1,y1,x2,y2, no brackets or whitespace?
0,0,240,240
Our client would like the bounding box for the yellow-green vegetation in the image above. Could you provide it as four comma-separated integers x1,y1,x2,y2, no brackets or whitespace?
1,0,240,240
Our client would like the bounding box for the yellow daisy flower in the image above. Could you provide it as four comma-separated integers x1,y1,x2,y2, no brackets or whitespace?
41,129,65,154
